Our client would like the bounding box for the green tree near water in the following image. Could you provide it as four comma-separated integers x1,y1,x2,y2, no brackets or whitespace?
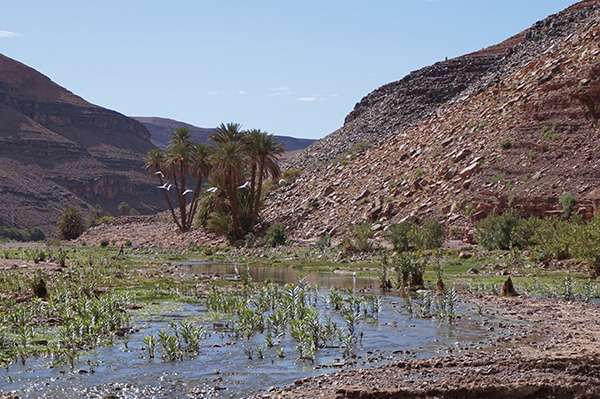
144,123,283,239
144,127,212,232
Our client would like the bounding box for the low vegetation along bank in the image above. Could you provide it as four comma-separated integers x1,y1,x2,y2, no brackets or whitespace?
1,207,600,397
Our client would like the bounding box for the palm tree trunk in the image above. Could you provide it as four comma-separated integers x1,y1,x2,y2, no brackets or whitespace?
251,157,266,229
158,176,183,231
229,177,241,238
186,175,203,228
248,163,257,218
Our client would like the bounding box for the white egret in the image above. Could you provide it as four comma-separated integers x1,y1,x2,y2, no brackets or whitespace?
207,187,218,193
238,181,249,189
182,189,193,195
157,183,171,190
154,171,164,177
278,179,286,186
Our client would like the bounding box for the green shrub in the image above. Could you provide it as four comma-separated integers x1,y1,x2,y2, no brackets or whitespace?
27,227,46,242
266,223,287,247
206,212,234,241
125,240,133,247
475,209,529,250
0,226,30,242
500,139,512,149
117,201,130,215
386,221,417,252
99,238,110,247
316,233,331,251
559,192,577,218
415,219,445,250
352,221,373,252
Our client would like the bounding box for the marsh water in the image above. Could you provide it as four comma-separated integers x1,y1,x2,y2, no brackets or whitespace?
1,262,498,399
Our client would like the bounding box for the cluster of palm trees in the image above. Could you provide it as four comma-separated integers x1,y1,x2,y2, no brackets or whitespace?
143,123,284,239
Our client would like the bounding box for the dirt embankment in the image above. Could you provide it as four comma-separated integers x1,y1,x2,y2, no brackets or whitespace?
257,293,600,399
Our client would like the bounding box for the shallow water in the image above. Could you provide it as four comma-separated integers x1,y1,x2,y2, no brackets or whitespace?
1,263,496,399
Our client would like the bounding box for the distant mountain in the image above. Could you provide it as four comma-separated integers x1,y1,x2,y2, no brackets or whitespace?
0,54,165,233
133,116,317,154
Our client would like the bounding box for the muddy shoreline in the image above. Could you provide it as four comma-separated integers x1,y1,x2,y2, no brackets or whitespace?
257,293,600,399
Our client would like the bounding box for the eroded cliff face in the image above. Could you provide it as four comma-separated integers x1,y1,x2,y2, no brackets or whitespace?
264,1,600,241
0,55,164,232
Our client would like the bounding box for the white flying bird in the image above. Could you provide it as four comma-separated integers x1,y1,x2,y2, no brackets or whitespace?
278,179,287,186
207,187,218,193
238,181,249,189
182,189,193,196
157,183,171,190
154,171,164,177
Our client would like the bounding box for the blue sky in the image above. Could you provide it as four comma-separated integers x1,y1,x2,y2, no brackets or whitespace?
1,1,576,139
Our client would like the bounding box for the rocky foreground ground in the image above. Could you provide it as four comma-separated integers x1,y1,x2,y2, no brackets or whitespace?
256,293,600,399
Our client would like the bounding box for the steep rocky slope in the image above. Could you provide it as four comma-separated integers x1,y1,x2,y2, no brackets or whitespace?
264,0,600,241
134,116,316,154
0,54,164,233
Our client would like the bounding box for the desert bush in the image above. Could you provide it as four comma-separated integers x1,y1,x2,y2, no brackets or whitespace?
206,212,234,241
316,233,331,251
0,226,30,242
415,219,445,250
57,206,86,240
352,221,373,252
117,201,130,215
87,205,113,227
99,238,110,247
559,192,577,218
265,223,287,247
475,209,528,250
386,219,444,252
528,216,575,261
27,227,46,242
386,221,417,252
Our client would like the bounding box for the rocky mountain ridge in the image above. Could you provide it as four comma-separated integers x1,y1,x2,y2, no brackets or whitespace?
0,54,164,233
264,0,600,242
135,116,316,155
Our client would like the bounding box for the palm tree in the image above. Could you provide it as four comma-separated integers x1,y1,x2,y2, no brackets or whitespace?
210,122,245,144
144,148,182,231
246,130,284,228
209,140,246,238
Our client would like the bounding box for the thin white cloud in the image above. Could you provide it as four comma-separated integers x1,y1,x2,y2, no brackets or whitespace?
0,30,18,39
297,93,338,102
269,86,292,96
207,90,246,95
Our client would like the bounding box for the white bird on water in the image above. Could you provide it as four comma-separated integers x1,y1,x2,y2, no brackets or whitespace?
182,189,193,196
157,183,171,190
238,181,249,189
207,187,218,193
234,265,240,275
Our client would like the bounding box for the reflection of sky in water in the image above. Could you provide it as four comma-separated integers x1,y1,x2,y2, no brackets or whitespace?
3,263,491,399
